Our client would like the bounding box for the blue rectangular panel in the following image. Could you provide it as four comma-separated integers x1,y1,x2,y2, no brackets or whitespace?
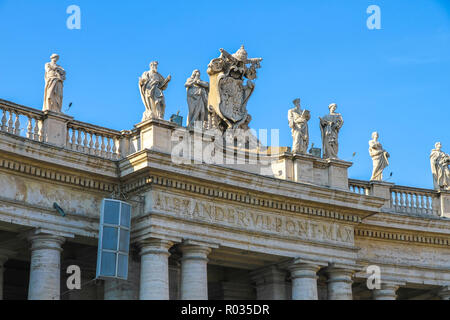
119,229,130,253
103,200,120,225
117,254,128,279
100,252,116,277
120,203,131,228
102,227,118,251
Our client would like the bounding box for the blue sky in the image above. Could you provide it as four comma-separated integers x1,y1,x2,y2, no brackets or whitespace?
0,0,449,189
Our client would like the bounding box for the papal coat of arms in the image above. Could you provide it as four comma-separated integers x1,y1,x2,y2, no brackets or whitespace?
207,46,262,132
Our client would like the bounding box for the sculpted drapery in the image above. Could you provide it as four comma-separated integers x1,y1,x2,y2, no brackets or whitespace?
288,98,310,154
139,61,171,121
43,54,66,113
430,142,450,191
320,103,343,159
185,70,209,128
369,132,390,181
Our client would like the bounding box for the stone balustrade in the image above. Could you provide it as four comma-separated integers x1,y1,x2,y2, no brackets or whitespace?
348,178,444,218
348,179,371,196
0,99,44,142
66,121,123,160
390,185,440,216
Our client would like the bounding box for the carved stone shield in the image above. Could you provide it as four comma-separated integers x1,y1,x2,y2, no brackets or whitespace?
218,77,247,124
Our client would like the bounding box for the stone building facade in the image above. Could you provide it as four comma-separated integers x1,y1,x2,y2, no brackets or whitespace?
0,98,449,300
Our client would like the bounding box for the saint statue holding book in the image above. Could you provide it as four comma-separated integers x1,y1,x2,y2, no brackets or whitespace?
288,98,311,154
139,61,171,121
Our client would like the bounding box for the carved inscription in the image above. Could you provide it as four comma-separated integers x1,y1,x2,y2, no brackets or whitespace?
152,191,354,245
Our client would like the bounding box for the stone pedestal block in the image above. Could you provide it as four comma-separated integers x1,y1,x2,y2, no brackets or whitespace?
135,118,176,154
42,111,73,147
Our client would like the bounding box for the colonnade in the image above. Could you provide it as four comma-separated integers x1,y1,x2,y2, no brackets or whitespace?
0,233,449,300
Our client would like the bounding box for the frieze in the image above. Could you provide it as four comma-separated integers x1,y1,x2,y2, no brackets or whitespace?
152,191,355,246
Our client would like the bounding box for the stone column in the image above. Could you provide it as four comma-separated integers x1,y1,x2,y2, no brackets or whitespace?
372,282,402,300
179,244,211,300
325,266,354,300
251,266,288,300
289,263,320,300
0,254,8,300
28,234,65,300
139,239,173,300
438,286,450,300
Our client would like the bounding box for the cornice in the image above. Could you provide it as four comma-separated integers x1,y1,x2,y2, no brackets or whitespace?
355,227,450,247
0,131,118,177
0,152,118,193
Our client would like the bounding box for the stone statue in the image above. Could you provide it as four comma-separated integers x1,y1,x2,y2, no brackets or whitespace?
319,103,344,159
185,69,209,129
430,142,450,191
207,46,262,133
369,132,390,181
43,54,66,113
288,98,310,154
139,61,171,121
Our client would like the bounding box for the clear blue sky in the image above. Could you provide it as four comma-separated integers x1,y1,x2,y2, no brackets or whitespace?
0,0,449,189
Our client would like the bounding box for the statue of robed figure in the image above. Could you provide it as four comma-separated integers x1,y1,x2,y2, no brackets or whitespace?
369,132,390,181
288,98,310,154
139,61,171,121
43,54,66,113
185,69,209,128
430,142,450,191
319,103,344,159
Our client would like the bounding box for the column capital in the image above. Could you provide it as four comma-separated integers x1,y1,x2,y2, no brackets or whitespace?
325,264,359,283
139,238,173,256
372,281,404,300
179,243,212,262
289,262,322,280
28,234,65,253
438,286,450,300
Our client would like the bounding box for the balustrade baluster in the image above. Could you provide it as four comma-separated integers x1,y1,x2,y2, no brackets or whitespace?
71,128,76,150
100,136,106,157
89,132,94,154
14,112,20,135
33,117,40,141
83,131,88,153
106,137,112,159
1,109,6,131
95,135,100,156
420,194,426,214
77,129,82,151
26,116,33,139
7,110,13,133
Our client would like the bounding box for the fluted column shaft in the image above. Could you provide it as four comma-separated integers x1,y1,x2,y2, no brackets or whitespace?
180,244,211,300
289,263,320,300
28,234,65,300
139,239,173,300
